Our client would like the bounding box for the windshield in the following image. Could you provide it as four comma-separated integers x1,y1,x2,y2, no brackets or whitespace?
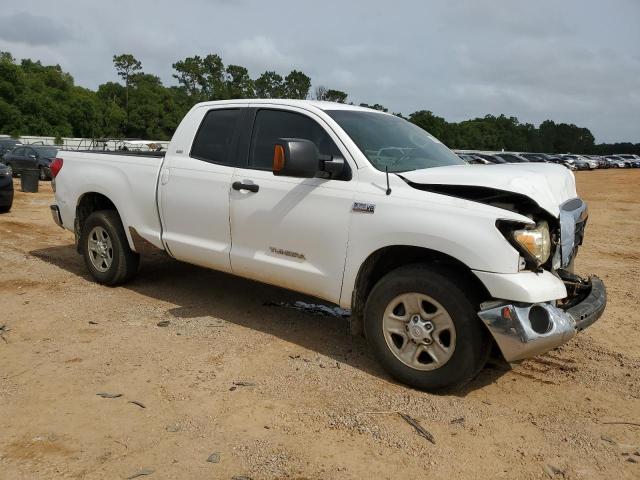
326,110,464,172
35,147,58,158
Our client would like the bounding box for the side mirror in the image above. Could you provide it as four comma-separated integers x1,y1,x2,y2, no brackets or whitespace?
272,139,319,178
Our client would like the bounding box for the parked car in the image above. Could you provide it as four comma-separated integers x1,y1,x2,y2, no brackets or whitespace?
49,99,606,392
545,155,567,166
2,145,59,180
604,155,626,168
0,162,13,213
0,138,22,157
617,154,640,168
585,155,609,168
472,153,508,164
493,153,530,163
561,155,592,170
519,153,548,163
457,153,491,165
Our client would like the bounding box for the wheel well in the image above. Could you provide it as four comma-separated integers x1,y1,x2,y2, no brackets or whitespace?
351,246,491,328
75,193,118,251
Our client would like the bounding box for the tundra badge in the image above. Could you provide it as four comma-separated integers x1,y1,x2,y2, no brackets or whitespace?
352,202,375,214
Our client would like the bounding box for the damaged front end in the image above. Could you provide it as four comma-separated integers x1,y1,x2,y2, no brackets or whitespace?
478,273,606,362
401,178,607,362
477,197,606,362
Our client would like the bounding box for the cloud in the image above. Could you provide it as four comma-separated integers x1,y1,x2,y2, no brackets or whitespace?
0,13,73,46
0,0,637,142
224,36,294,72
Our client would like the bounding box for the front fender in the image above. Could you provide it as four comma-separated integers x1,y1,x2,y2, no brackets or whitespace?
339,184,533,309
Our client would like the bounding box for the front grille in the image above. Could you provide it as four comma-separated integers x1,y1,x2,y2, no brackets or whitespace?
559,198,588,269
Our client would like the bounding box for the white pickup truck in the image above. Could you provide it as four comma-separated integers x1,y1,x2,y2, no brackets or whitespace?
49,100,606,391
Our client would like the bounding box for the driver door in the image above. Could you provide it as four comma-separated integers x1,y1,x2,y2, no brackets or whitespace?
229,107,356,304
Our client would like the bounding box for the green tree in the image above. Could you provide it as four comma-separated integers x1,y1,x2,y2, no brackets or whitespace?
316,86,348,103
283,70,311,99
112,54,142,130
409,110,450,142
359,103,388,112
224,65,254,99
255,71,284,98
172,54,226,100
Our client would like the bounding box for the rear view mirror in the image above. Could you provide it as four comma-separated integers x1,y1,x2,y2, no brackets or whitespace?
272,139,319,178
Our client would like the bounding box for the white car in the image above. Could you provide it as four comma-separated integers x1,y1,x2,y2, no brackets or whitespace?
605,155,626,168
563,154,597,169
49,100,606,391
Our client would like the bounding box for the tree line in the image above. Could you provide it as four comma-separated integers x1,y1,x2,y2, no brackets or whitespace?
0,51,636,155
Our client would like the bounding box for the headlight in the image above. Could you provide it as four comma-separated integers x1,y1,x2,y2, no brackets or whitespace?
0,169,10,177
498,220,552,268
512,221,551,265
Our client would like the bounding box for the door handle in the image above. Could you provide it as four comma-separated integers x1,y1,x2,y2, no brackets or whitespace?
232,181,259,193
160,168,170,185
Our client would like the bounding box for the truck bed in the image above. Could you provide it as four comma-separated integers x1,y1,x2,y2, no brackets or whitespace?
67,150,166,158
55,149,165,250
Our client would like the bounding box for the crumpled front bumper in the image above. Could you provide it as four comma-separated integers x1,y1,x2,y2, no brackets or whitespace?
477,275,606,362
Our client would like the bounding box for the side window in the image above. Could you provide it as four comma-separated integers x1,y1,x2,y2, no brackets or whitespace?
249,109,348,179
14,147,24,156
190,108,242,165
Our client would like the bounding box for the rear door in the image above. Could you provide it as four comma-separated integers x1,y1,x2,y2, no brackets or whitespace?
10,147,25,171
158,105,245,273
24,147,37,169
228,107,356,303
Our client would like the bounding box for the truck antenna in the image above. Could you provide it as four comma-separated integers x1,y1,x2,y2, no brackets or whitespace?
385,166,392,195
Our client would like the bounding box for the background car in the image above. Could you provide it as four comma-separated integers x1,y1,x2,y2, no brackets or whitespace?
519,153,549,162
605,155,626,168
617,154,640,167
2,145,59,180
0,162,13,213
0,138,22,156
561,155,593,170
588,155,610,168
472,153,508,164
493,153,530,163
457,153,492,164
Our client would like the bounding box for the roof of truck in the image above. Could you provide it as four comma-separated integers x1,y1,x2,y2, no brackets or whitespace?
193,99,384,113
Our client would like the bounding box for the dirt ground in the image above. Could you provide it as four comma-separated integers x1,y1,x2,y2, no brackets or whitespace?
0,170,639,480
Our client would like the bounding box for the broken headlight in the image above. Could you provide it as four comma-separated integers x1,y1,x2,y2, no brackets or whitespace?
499,220,551,268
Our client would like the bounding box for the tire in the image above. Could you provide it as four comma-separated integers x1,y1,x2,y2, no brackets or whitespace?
80,210,140,286
0,205,10,213
364,264,490,392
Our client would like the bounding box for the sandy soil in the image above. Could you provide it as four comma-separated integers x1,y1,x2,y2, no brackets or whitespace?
0,170,639,480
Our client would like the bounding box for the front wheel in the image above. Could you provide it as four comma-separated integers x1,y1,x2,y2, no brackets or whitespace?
80,210,140,286
365,264,491,391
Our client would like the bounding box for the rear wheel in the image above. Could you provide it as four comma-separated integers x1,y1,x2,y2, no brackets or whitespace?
81,210,140,285
365,264,490,391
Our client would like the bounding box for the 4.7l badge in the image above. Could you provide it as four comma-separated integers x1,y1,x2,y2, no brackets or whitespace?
352,202,375,214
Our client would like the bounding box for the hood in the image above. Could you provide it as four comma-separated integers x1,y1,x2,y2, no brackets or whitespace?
400,163,577,217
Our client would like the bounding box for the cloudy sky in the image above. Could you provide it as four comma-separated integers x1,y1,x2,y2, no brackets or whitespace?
0,0,638,143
